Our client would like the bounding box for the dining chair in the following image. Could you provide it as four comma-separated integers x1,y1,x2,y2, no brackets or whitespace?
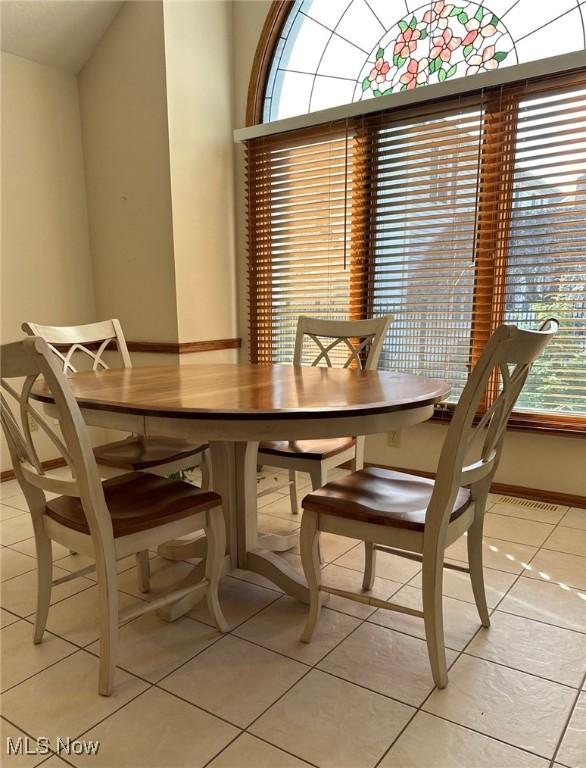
22,319,210,482
298,319,558,688
23,319,211,590
257,315,392,524
0,336,228,696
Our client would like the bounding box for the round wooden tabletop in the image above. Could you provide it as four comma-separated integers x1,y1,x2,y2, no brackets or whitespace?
32,363,450,421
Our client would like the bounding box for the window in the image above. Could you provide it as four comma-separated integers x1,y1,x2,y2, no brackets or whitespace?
263,0,586,121
246,68,586,431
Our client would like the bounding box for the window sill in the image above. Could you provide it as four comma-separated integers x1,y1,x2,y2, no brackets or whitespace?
430,407,585,438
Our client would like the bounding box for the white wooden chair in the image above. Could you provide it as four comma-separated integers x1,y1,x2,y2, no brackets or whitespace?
22,320,210,483
257,315,392,524
298,320,558,688
0,337,228,696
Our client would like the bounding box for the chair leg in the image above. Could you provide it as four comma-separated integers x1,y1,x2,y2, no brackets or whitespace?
289,469,299,515
352,436,365,472
95,554,119,696
204,507,229,633
135,550,150,593
422,554,448,688
300,509,322,643
309,466,327,564
201,451,212,490
467,521,490,628
33,533,53,643
362,542,377,590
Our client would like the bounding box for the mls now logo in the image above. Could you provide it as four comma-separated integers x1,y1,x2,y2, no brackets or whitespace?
6,736,100,756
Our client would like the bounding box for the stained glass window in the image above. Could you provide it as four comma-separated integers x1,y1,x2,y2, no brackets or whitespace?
263,0,586,122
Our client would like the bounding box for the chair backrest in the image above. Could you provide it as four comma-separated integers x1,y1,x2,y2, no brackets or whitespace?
1,337,114,544
427,319,559,538
293,315,393,370
22,319,131,374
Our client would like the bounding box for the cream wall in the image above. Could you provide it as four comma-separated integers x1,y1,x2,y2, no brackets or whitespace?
78,1,179,344
163,1,237,353
231,1,585,499
1,51,99,472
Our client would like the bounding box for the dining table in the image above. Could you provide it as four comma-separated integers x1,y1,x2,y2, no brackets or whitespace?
32,363,450,620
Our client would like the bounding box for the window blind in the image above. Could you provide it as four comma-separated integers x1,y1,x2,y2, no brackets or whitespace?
246,68,586,431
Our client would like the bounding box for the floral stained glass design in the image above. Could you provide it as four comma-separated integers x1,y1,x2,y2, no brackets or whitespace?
358,1,513,97
263,0,586,122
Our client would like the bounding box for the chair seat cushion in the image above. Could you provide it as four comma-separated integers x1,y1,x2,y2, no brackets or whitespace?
259,437,355,461
45,472,220,538
93,436,207,471
302,467,471,532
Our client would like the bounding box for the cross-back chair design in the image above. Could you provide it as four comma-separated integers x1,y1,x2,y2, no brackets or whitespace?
22,319,210,482
298,320,558,687
257,315,393,524
0,337,228,696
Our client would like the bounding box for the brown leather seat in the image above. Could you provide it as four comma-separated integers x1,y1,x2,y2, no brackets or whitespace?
302,467,471,532
93,436,207,471
45,472,220,538
259,437,355,461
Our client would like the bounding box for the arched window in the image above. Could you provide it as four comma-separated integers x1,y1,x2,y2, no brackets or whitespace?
260,0,586,122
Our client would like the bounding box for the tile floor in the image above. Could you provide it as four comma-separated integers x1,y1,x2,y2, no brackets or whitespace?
1,467,585,768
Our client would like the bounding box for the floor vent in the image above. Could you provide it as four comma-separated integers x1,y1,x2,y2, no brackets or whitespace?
495,495,564,513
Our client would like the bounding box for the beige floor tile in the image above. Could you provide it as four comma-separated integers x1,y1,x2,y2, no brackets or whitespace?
257,491,290,510
380,711,549,768
234,596,360,665
1,548,36,582
320,563,402,619
484,513,554,547
1,620,77,691
544,527,586,558
319,621,457,706
0,651,148,749
499,576,586,633
86,613,220,682
9,537,71,562
408,565,516,608
0,504,26,522
1,718,47,768
0,480,22,500
1,608,20,628
68,687,237,768
490,501,568,525
1,566,94,619
467,611,586,687
160,635,307,727
257,513,300,537
556,692,586,768
59,552,143,580
38,758,70,767
250,669,413,768
116,556,192,598
0,493,29,511
332,544,422,583
256,471,290,495
208,733,308,768
368,584,482,651
446,534,537,575
45,586,146,646
424,655,576,758
0,516,34,547
188,575,281,628
293,532,359,563
524,549,586,591
260,493,302,519
561,508,586,531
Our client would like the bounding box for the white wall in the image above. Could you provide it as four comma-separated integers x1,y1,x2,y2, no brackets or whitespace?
163,1,237,356
78,1,179,344
231,1,585,499
1,51,99,472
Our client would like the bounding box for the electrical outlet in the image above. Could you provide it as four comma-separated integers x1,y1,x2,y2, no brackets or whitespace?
386,430,401,449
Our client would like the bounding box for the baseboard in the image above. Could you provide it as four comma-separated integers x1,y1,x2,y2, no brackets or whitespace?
341,461,586,510
1,457,67,483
